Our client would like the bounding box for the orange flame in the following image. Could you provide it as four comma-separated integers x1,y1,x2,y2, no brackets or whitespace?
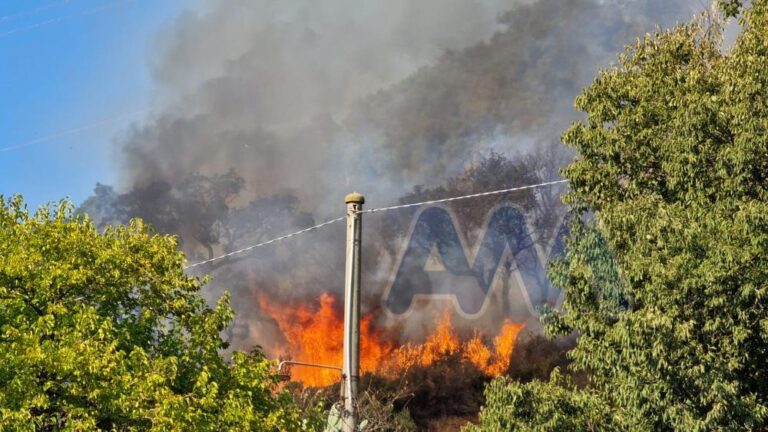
258,293,525,387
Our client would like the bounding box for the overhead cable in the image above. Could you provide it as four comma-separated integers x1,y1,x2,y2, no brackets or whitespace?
0,0,80,23
361,179,569,213
183,179,568,270
0,0,133,38
184,216,346,270
0,108,148,153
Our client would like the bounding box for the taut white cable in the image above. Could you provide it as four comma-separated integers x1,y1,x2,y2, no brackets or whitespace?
0,0,134,38
0,108,148,153
0,0,81,23
184,216,345,270
183,179,568,271
362,179,568,214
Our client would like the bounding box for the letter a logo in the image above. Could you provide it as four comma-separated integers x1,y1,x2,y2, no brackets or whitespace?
384,205,567,317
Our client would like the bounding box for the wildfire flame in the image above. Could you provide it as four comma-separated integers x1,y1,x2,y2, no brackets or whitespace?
258,293,525,387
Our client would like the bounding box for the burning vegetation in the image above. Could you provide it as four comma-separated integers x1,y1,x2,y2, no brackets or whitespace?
258,292,525,387
81,150,574,428
74,0,701,426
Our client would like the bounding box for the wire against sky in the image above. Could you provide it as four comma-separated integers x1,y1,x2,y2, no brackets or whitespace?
0,108,148,153
0,0,80,23
0,0,133,38
183,179,569,270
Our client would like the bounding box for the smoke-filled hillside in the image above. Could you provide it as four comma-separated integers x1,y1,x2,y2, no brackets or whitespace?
114,0,700,211
79,1,704,425
83,0,701,363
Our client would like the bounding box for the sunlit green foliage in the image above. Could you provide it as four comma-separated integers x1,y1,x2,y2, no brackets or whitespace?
467,371,612,432
470,1,768,430
0,196,316,431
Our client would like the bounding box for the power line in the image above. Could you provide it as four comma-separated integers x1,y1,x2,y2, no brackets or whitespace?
184,216,347,270
0,0,80,23
362,179,569,213
0,0,133,38
0,108,148,153
183,179,569,270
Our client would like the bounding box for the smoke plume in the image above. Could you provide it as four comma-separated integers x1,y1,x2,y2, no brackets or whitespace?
120,0,700,211
86,0,705,359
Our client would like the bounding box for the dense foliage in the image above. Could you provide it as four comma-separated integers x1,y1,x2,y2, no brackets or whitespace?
470,2,768,430
0,196,316,431
79,172,313,268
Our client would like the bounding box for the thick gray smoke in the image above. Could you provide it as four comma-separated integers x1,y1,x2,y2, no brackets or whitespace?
123,0,523,210
100,0,705,352
121,0,700,213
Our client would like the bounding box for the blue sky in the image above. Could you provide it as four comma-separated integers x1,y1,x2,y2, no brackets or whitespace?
0,0,189,211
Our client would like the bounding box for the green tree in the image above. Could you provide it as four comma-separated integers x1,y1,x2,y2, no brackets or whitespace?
0,196,318,431
469,2,768,430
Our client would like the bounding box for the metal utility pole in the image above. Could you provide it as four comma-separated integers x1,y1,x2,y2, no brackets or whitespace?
341,192,364,432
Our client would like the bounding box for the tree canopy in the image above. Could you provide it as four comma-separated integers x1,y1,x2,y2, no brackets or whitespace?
79,171,314,269
470,1,768,430
0,196,316,431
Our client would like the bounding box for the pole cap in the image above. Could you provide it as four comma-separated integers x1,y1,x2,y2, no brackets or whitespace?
345,192,365,204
